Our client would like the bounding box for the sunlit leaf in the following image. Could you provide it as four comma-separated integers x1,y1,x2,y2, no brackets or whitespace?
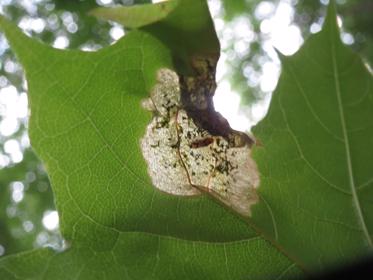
90,1,178,29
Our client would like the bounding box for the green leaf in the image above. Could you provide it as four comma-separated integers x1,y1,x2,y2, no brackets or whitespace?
91,0,220,74
1,0,371,278
0,8,298,280
0,240,299,280
90,1,178,29
251,2,373,270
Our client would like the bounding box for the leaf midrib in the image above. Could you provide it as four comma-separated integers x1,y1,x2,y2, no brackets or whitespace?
330,27,372,246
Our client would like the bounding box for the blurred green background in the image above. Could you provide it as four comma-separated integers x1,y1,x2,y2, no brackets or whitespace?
0,0,372,257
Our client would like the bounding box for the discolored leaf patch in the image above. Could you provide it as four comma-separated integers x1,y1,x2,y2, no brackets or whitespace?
141,68,259,217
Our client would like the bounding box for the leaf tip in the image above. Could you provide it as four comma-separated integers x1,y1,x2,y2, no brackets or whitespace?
0,14,10,33
274,47,288,63
0,15,28,47
88,7,112,23
87,7,98,17
323,0,340,38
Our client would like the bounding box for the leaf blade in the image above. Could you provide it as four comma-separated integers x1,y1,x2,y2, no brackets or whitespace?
251,1,373,270
90,1,178,29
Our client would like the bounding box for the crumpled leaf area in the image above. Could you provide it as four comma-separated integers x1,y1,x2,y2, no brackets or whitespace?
141,68,259,217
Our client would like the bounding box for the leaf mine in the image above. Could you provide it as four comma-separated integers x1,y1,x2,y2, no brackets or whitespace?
141,68,259,216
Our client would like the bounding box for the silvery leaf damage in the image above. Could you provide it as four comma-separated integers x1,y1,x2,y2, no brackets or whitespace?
141,67,259,217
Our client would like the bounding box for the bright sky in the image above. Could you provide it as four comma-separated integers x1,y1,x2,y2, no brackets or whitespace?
209,0,304,131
